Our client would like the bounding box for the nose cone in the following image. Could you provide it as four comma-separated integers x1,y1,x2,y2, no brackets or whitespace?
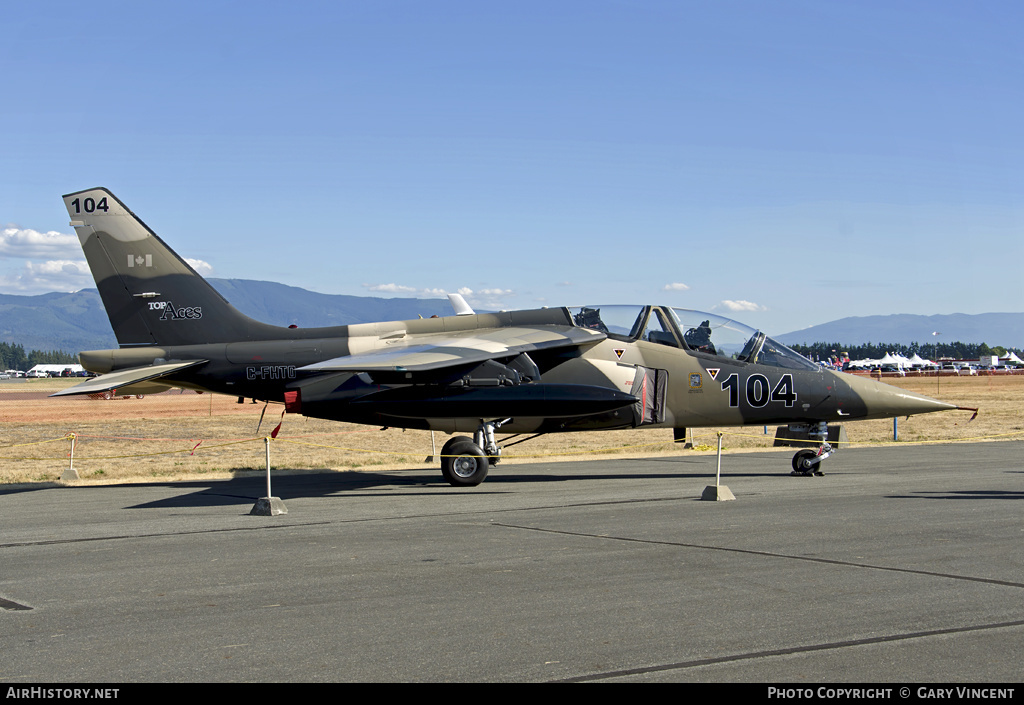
839,372,957,420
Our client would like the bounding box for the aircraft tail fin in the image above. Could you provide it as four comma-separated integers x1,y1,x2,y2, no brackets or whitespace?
447,293,475,316
63,188,277,347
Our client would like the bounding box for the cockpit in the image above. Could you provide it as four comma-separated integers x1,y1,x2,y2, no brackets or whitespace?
568,305,819,371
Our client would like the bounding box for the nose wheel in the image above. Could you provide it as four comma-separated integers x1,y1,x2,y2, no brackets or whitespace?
791,447,827,476
789,422,835,476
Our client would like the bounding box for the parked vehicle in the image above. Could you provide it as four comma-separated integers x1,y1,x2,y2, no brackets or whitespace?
87,389,145,400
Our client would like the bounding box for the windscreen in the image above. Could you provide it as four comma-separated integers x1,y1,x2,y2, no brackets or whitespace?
669,309,818,371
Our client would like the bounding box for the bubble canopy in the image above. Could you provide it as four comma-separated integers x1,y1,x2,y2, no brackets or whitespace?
568,305,819,372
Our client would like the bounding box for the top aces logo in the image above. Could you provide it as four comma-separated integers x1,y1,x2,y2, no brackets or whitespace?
148,301,203,320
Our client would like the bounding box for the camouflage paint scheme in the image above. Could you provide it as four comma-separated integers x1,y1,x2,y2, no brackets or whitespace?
58,188,957,485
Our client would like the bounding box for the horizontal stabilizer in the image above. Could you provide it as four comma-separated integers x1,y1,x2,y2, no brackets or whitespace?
49,360,208,397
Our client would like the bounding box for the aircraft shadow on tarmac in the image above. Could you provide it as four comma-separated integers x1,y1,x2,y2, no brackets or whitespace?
114,456,784,509
886,489,1024,501
0,485,53,497
0,456,786,509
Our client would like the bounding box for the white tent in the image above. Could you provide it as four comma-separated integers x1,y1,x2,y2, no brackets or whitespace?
847,353,909,374
880,352,911,371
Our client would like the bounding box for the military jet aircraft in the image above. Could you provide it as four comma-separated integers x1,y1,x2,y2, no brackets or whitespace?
56,187,960,486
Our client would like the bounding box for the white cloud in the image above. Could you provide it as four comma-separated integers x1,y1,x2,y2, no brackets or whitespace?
0,225,216,288
361,282,515,308
469,289,517,310
30,260,90,278
0,228,79,259
185,258,213,276
719,299,767,312
364,283,418,294
663,282,690,291
0,259,92,294
358,282,518,312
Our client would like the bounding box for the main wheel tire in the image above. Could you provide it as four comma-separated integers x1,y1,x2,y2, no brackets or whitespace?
440,436,472,458
440,440,489,487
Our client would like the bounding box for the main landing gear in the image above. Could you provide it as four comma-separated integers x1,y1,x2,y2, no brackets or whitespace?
789,422,836,477
439,419,508,487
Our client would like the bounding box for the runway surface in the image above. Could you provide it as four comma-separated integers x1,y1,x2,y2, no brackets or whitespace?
1,442,1022,683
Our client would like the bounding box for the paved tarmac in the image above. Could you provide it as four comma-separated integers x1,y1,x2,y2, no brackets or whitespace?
1,441,1022,683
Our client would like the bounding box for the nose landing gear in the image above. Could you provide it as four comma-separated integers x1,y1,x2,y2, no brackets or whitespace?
788,422,836,476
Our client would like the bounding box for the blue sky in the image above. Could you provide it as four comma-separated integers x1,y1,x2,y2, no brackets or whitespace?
3,1,1022,335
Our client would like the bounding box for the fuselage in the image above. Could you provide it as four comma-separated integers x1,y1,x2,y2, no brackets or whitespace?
79,304,955,435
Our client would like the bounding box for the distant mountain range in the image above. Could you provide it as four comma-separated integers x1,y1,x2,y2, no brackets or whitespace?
776,313,1024,349
3,279,1023,353
1,279,451,353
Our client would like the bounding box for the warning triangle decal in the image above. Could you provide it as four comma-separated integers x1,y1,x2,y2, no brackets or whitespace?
707,368,721,380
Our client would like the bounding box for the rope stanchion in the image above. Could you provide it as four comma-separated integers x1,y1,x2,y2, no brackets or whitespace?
251,436,287,516
700,432,735,501
61,433,78,481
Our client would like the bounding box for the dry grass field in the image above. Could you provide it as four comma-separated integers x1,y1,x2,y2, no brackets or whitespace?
0,373,1019,485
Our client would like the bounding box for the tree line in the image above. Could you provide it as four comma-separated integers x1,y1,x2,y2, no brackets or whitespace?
787,341,1023,361
0,342,77,371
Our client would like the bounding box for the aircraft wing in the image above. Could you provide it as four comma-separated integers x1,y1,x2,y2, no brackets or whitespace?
49,360,208,397
301,325,604,373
